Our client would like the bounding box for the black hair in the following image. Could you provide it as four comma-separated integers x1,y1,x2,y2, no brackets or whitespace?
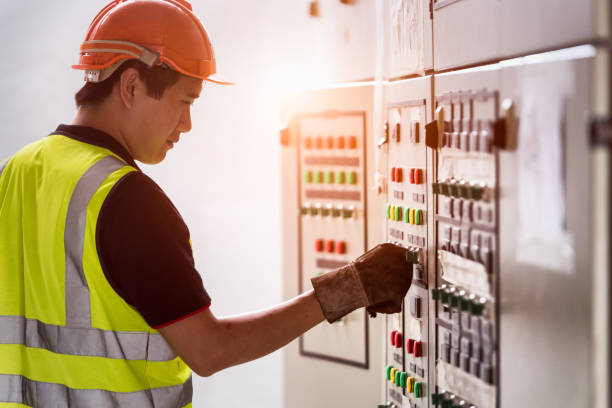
74,60,182,108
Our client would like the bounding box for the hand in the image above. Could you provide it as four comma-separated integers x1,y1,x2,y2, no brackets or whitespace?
311,243,415,322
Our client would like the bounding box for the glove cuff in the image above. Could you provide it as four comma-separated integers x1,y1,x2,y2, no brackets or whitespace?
311,263,368,323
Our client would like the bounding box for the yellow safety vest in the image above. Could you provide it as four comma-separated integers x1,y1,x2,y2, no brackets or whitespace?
0,135,192,407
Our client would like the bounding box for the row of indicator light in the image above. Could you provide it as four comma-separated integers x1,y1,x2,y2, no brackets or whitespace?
385,365,424,397
314,239,347,254
386,205,425,225
303,135,358,150
304,170,358,185
389,331,423,357
431,284,487,316
431,392,476,407
390,167,424,184
300,203,355,218
433,178,487,201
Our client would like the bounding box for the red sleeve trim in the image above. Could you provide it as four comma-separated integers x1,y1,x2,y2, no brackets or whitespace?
152,302,211,330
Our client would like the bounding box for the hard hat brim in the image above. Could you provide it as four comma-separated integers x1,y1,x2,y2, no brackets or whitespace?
205,73,235,85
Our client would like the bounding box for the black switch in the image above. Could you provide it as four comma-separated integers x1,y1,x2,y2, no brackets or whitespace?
460,352,470,372
441,343,451,363
410,296,422,319
450,347,460,367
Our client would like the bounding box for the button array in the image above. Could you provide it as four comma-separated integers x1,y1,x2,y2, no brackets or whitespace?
386,205,425,225
406,338,423,358
409,168,424,184
385,365,425,396
431,391,476,407
314,239,347,254
390,167,403,183
433,178,487,201
389,330,402,349
439,225,493,271
442,118,493,153
303,170,357,185
300,203,355,218
431,285,486,316
303,135,358,150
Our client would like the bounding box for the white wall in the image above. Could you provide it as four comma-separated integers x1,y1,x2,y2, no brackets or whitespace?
0,1,375,406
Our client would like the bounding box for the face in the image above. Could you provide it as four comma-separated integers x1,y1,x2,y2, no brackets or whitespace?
126,74,203,164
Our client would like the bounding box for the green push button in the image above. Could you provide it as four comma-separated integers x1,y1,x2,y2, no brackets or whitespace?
300,206,309,215
386,204,392,220
400,372,407,387
325,171,335,184
394,206,402,222
315,171,324,184
441,399,453,408
348,171,357,184
459,297,471,311
309,206,319,216
470,298,485,316
450,294,460,308
440,290,450,304
386,365,393,380
395,371,401,386
404,208,411,223
431,393,443,405
438,181,449,196
406,248,419,264
304,170,313,183
431,288,440,300
432,182,440,194
415,209,423,225
336,171,346,184
414,381,422,398
471,183,485,200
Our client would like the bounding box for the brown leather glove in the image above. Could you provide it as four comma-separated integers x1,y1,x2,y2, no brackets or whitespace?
311,243,414,323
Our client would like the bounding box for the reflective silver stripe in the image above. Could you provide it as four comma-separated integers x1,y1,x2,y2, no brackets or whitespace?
0,159,8,178
0,315,176,361
0,374,192,408
64,156,126,328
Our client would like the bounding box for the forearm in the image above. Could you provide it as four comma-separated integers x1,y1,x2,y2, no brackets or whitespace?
215,289,323,368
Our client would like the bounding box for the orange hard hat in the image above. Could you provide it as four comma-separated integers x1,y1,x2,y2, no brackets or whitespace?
72,0,232,84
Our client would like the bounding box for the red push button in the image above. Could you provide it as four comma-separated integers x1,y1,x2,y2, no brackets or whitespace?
348,135,357,149
390,167,396,182
336,240,347,254
390,330,397,347
325,240,335,253
413,341,422,357
315,136,323,149
409,168,415,184
395,167,403,183
336,136,346,149
406,338,415,354
416,169,423,184
315,239,324,252
394,332,402,349
304,137,312,149
326,136,334,149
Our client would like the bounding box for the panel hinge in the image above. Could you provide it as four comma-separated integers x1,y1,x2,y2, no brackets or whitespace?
590,116,612,148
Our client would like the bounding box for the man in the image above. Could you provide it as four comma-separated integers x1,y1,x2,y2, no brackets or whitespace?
0,1,413,407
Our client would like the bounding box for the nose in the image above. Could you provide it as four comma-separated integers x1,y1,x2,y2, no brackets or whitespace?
177,106,192,133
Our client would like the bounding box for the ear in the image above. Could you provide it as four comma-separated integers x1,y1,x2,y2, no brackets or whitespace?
118,67,141,109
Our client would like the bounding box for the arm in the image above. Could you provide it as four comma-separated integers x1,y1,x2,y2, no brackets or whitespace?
158,289,325,377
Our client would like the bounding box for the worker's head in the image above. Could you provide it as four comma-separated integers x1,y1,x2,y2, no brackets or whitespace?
72,0,231,164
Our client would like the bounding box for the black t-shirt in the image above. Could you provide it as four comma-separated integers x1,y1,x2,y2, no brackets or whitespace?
53,124,211,329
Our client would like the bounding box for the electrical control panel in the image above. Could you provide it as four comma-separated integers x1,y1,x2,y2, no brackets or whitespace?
383,77,433,408
281,84,386,408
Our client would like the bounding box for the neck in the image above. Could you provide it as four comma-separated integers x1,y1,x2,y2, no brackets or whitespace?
72,104,132,156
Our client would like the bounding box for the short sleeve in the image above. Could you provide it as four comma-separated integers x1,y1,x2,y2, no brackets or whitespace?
96,171,211,328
